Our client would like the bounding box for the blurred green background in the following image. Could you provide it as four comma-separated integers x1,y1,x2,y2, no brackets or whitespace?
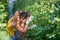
0,0,60,40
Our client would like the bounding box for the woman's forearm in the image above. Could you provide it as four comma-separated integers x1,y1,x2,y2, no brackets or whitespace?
16,24,28,33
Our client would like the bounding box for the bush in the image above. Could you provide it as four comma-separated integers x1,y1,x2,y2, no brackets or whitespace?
0,0,8,23
0,0,9,40
14,0,60,40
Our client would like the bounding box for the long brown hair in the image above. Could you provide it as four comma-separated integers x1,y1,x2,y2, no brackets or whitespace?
13,10,30,27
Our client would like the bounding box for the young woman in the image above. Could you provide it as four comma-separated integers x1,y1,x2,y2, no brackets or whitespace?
7,10,30,40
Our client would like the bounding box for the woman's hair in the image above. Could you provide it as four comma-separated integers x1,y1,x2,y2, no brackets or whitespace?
19,10,30,19
13,10,30,26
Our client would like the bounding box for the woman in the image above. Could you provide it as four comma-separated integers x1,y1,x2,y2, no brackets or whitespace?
7,10,30,40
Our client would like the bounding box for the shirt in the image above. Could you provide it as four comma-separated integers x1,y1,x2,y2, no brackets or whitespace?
7,17,16,36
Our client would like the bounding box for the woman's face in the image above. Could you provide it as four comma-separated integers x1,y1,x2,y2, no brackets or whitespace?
20,17,28,22
14,11,29,23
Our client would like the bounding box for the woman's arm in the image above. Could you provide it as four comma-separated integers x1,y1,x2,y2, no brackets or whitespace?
16,24,29,33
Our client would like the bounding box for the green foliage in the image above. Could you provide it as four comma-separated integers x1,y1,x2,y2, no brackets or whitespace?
0,31,10,40
0,1,8,23
0,0,9,40
14,0,60,40
0,0,8,12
